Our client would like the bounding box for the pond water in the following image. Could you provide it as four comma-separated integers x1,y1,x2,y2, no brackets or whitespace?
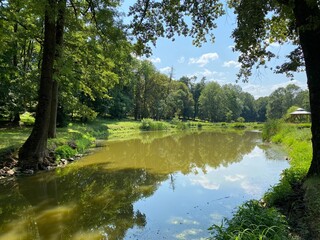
0,131,289,240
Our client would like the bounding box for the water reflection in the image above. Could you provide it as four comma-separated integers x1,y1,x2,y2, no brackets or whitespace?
0,131,288,240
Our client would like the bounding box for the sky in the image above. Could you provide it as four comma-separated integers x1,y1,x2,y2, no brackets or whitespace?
120,2,308,99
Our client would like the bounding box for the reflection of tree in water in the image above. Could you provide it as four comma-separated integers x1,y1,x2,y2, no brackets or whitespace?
258,143,286,161
101,131,260,175
0,167,168,239
0,131,263,239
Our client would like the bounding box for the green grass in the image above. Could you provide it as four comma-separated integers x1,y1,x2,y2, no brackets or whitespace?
264,124,312,205
262,122,315,238
209,200,290,240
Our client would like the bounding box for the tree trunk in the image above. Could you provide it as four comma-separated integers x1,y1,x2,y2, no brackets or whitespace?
293,0,320,176
48,0,66,138
48,80,58,138
18,0,57,170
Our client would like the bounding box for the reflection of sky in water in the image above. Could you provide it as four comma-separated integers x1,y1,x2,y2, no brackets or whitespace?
126,146,289,240
0,132,289,240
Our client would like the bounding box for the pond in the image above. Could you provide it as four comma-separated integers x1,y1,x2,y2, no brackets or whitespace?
0,131,289,240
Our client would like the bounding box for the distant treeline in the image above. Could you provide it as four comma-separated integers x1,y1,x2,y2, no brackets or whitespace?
1,56,309,124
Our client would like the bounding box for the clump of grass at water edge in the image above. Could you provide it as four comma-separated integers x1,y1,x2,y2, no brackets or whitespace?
208,200,290,240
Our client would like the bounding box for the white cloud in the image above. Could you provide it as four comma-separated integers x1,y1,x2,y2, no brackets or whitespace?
178,56,185,64
270,79,307,92
190,69,224,79
160,66,172,74
240,80,308,99
223,60,241,68
189,53,219,67
241,84,270,99
187,69,226,85
147,57,161,63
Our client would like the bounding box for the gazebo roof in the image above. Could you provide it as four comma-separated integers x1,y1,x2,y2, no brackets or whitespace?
290,108,311,115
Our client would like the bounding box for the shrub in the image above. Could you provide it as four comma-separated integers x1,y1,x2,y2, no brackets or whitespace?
232,122,246,129
209,200,290,240
19,112,35,126
75,138,93,153
55,145,77,160
262,119,283,141
237,117,245,123
140,118,168,131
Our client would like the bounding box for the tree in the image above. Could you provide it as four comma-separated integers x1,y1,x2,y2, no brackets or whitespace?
266,87,287,119
199,81,225,122
229,0,320,176
191,77,206,120
18,0,125,169
222,84,244,121
18,0,58,169
255,96,269,122
266,84,304,120
0,0,42,123
240,92,256,122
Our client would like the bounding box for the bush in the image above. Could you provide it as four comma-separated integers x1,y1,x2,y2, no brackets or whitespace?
55,145,77,160
209,200,290,240
19,112,35,126
237,117,245,123
232,122,246,129
262,119,283,141
140,118,168,131
75,138,93,153
170,117,190,130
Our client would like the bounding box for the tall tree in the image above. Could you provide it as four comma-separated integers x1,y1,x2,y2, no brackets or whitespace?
229,0,320,176
199,81,225,122
48,0,66,138
18,0,57,169
18,0,125,169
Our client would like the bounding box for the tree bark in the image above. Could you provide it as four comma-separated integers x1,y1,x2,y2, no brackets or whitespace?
293,0,320,176
48,80,58,138
48,0,66,138
18,0,57,170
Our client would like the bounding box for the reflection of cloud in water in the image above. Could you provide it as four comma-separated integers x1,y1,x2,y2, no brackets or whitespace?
189,174,220,190
210,213,224,222
188,167,221,190
243,146,264,158
224,174,245,182
241,180,263,196
169,217,200,225
175,228,203,239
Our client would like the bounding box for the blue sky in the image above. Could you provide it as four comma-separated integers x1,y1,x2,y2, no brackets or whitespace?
121,2,308,99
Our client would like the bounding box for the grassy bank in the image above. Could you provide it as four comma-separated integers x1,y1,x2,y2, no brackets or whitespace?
210,121,315,239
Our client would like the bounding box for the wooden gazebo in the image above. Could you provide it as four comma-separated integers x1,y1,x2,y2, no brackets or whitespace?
290,108,311,122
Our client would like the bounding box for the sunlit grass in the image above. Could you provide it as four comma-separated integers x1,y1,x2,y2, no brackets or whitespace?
0,127,31,156
209,200,290,239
